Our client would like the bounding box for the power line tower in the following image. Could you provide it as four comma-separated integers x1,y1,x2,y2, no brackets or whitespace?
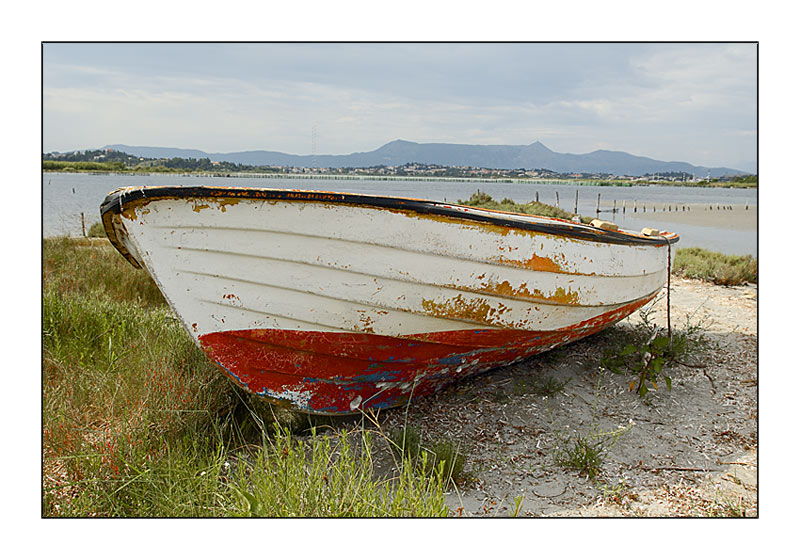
311,122,318,171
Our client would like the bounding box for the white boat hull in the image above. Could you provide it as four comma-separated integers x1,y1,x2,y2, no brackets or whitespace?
102,186,677,414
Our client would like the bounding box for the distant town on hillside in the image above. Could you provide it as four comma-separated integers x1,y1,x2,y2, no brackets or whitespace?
42,148,757,187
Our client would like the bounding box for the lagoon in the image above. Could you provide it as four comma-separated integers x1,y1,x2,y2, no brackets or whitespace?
42,172,757,256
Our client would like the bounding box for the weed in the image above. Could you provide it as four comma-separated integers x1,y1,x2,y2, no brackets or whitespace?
707,494,750,517
388,425,468,486
553,422,633,480
600,303,709,397
599,479,639,508
388,425,422,462
512,374,569,396
553,432,606,479
232,425,449,517
511,494,526,517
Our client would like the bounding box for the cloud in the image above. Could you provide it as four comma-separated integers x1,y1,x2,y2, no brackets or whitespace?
42,43,756,169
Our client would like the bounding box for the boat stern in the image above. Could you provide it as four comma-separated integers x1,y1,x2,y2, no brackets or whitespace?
100,188,146,269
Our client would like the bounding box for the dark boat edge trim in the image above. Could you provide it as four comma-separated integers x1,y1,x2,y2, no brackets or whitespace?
100,186,679,248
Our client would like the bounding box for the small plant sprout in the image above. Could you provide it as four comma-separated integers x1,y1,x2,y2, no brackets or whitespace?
601,308,708,398
511,494,525,517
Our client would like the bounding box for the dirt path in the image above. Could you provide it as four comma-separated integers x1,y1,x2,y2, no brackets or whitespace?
374,278,758,517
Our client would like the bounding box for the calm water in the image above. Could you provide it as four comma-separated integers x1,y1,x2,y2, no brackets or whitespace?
42,172,757,256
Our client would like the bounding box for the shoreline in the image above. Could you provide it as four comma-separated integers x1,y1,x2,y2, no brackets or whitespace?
599,203,757,231
42,169,758,189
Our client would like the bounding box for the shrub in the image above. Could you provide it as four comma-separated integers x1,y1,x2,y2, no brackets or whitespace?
673,247,757,286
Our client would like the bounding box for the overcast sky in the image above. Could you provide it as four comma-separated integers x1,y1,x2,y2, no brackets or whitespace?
43,42,757,172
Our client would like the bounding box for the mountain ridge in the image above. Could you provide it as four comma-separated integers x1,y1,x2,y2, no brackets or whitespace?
102,140,745,177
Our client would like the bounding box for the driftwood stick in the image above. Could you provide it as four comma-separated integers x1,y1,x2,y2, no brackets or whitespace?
646,466,716,473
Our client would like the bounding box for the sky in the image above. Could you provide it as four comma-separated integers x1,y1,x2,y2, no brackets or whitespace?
43,42,757,172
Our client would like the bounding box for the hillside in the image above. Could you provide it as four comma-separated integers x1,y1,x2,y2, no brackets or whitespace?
102,140,744,178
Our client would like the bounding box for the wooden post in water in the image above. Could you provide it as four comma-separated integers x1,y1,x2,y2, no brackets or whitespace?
612,200,617,214
622,200,626,214
555,191,560,208
596,193,601,215
81,213,86,237
536,191,539,203
574,190,579,214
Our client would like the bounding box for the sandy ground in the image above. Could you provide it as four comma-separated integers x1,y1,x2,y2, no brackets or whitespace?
367,277,758,517
598,203,757,231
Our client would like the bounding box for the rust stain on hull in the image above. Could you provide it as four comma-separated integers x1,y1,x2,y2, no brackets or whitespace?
494,251,570,273
421,294,510,325
479,279,581,305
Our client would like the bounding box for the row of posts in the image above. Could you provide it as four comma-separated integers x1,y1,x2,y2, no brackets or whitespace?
534,190,750,216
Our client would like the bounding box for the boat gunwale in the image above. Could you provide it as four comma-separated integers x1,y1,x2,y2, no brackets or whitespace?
101,185,679,248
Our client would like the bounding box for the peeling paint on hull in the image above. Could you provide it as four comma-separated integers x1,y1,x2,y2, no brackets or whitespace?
199,295,655,414
101,186,678,415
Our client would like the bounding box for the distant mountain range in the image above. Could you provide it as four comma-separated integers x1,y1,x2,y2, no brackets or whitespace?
103,140,746,178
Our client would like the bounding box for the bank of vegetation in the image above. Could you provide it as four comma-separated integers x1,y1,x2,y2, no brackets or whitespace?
672,247,757,286
690,175,758,189
457,190,578,221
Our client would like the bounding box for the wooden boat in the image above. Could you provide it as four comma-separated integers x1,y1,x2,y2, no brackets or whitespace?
101,186,678,415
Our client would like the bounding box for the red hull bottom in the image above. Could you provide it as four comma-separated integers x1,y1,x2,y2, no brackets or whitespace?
199,296,654,414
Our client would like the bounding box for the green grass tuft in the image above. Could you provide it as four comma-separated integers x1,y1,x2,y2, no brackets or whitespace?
388,425,469,486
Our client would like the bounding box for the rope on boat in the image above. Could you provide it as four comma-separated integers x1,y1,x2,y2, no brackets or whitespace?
664,236,672,339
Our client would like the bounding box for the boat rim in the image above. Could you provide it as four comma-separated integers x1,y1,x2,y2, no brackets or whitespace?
101,185,679,261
